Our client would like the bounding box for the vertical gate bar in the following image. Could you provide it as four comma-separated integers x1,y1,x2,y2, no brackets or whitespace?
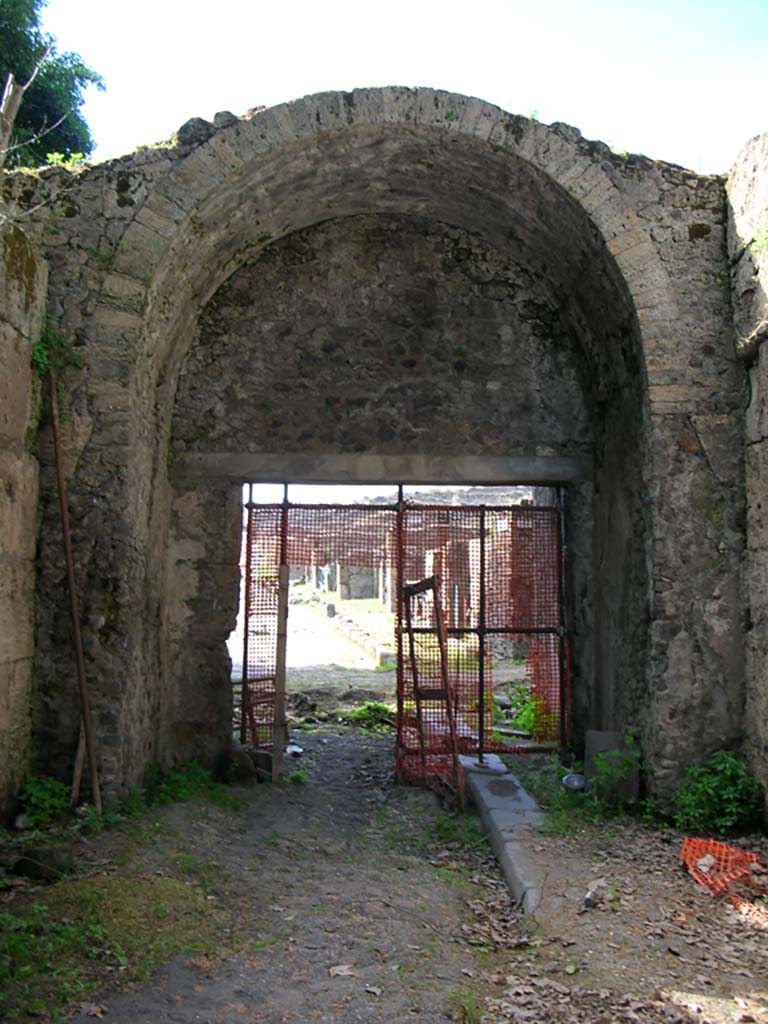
431,578,462,802
395,484,405,779
240,483,253,743
404,586,428,781
477,507,486,763
557,485,568,756
272,484,289,781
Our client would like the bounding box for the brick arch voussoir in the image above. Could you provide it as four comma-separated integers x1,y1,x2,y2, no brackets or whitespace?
98,87,671,412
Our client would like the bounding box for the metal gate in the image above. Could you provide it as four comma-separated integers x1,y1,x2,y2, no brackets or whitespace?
238,489,569,786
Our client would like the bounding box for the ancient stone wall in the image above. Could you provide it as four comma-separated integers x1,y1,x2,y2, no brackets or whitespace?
729,130,768,814
168,212,597,735
0,225,46,818
3,88,746,805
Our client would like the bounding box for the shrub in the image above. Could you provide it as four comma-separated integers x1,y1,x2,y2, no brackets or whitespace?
18,775,70,827
673,750,761,834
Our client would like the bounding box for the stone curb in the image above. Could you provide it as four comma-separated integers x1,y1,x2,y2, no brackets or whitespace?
460,754,545,914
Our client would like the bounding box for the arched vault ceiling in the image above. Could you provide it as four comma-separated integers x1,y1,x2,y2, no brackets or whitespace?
143,124,642,398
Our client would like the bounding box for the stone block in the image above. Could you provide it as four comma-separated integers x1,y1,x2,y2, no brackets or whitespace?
0,320,33,443
0,562,36,664
0,656,33,818
0,449,39,559
111,221,167,281
690,413,742,483
746,549,768,627
0,225,47,338
100,271,148,311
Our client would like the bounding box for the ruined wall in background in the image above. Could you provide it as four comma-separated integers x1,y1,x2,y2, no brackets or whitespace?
0,225,46,819
729,131,768,814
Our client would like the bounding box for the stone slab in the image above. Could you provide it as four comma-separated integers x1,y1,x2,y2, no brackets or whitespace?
175,452,593,485
460,754,545,914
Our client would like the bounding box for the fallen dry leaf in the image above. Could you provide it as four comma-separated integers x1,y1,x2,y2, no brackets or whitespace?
328,963,356,977
364,985,382,997
79,1006,107,1019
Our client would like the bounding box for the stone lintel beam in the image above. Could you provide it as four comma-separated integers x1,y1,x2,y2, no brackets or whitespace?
173,452,592,486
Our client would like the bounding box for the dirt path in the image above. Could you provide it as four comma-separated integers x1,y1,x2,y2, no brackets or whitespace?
5,730,767,1024
65,732,515,1024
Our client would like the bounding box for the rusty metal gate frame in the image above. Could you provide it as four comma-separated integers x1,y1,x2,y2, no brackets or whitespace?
238,486,570,785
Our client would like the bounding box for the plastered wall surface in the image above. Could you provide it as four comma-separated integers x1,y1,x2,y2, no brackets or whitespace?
0,225,46,818
729,130,768,814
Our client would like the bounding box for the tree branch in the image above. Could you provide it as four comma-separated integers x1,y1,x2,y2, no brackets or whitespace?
0,45,55,172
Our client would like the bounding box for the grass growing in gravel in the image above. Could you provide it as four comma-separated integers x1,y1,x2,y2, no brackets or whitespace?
0,875,230,1023
511,753,629,836
434,811,489,851
9,761,246,840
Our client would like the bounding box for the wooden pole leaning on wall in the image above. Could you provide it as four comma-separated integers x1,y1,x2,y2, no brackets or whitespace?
272,485,290,782
49,368,102,814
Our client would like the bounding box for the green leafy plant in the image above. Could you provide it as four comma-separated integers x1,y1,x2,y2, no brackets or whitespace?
71,762,244,836
342,701,394,733
672,750,761,834
144,760,244,812
30,316,82,379
507,683,557,740
446,987,482,1024
18,775,69,827
46,151,86,169
284,769,308,785
590,731,641,815
513,739,644,836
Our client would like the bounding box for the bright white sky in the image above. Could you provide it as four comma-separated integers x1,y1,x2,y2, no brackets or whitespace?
41,0,768,175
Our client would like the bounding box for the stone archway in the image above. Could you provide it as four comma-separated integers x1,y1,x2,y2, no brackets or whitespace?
29,88,744,801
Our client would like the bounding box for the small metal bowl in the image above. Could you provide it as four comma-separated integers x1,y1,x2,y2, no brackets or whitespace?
561,772,586,792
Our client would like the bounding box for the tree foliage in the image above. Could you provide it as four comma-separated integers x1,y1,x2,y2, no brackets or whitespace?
0,0,103,167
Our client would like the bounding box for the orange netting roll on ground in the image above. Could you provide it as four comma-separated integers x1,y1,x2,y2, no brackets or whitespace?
680,837,768,928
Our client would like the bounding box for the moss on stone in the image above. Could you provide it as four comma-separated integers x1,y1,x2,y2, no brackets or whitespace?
2,225,38,311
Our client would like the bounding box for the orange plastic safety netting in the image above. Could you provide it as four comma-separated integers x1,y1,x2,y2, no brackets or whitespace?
240,499,569,792
680,837,768,928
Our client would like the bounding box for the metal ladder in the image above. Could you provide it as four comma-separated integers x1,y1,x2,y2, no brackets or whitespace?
401,575,463,802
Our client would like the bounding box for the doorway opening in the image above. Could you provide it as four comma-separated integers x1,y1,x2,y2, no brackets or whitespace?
228,483,568,791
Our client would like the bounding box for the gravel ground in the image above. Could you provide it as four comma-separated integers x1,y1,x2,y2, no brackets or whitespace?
6,728,766,1024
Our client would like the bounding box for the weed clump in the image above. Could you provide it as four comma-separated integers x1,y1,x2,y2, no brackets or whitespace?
672,750,761,835
17,775,70,827
14,761,245,839
342,701,394,733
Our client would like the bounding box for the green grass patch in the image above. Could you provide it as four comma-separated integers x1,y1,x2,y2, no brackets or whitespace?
341,701,395,733
512,753,625,836
0,875,230,1022
433,811,488,851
